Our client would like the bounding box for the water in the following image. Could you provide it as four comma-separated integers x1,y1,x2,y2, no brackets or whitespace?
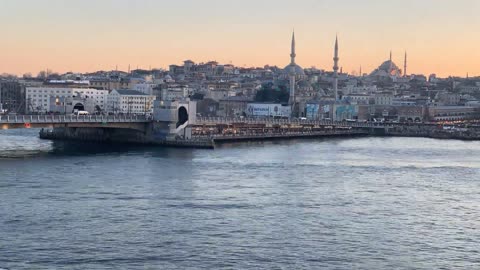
1,129,480,269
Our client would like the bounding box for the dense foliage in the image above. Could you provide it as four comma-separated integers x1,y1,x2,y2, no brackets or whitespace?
254,82,289,103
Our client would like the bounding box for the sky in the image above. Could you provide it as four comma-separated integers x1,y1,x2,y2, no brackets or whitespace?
1,0,479,77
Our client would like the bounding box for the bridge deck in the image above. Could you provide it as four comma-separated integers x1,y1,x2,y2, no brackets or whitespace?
195,117,391,129
0,115,150,125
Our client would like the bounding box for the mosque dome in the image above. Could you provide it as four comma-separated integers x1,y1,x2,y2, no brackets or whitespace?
369,58,402,78
378,60,400,72
284,63,305,76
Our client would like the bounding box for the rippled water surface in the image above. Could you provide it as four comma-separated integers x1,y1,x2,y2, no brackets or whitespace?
1,129,480,269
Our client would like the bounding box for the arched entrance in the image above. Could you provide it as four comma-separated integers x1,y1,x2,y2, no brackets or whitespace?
73,103,85,111
177,106,189,128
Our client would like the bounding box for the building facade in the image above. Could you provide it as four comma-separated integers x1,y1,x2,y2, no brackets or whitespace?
218,96,252,117
0,80,25,113
25,87,108,113
107,90,156,114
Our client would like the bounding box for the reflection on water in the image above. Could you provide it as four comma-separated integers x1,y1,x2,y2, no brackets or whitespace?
0,129,196,159
1,129,480,269
0,129,52,158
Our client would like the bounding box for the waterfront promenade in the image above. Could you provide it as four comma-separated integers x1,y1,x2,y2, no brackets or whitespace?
193,117,480,142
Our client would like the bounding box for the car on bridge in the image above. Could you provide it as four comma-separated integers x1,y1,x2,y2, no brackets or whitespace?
73,110,90,116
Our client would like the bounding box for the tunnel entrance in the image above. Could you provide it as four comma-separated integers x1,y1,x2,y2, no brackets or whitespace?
73,103,85,112
177,106,189,128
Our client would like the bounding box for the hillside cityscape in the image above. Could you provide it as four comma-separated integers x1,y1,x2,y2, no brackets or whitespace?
2,1,480,269
1,32,480,123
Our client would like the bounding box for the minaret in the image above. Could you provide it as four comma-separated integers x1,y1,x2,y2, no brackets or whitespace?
289,31,296,107
290,31,296,65
389,50,393,72
360,65,362,77
404,51,407,77
333,35,339,101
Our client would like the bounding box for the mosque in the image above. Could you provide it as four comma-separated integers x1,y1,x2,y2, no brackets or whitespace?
274,31,409,119
275,32,315,116
369,51,407,80
276,32,359,120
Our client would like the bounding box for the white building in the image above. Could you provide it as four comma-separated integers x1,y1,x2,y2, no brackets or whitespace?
26,87,108,113
374,92,394,105
161,84,193,101
342,85,377,95
107,89,156,114
342,94,371,105
132,83,155,95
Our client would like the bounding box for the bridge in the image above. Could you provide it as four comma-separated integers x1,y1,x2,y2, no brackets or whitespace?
0,114,150,131
2,114,479,147
0,114,430,130
192,117,480,141
194,116,395,129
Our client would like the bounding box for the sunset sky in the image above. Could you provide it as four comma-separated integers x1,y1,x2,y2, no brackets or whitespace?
1,0,479,77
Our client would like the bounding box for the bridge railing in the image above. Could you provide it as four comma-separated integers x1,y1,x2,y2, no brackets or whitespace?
195,116,390,128
0,114,151,124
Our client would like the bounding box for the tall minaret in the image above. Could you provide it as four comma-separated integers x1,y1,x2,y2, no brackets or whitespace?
333,35,339,101
289,31,296,107
404,51,407,77
389,50,393,72
290,31,296,65
360,65,362,77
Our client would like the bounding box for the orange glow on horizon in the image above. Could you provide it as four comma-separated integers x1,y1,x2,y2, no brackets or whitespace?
1,0,479,78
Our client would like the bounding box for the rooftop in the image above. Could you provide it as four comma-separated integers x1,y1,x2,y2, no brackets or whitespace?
114,89,149,96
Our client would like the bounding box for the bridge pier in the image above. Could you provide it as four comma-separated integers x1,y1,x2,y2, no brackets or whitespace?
40,126,153,144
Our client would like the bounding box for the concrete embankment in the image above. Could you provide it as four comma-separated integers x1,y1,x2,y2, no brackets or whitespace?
39,127,367,149
209,130,368,143
39,127,214,149
39,124,480,150
383,125,480,140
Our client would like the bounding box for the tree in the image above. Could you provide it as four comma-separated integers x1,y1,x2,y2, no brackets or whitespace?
47,73,61,80
254,83,289,103
0,73,17,79
37,71,47,79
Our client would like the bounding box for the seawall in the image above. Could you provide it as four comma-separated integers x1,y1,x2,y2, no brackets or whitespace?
39,127,214,149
